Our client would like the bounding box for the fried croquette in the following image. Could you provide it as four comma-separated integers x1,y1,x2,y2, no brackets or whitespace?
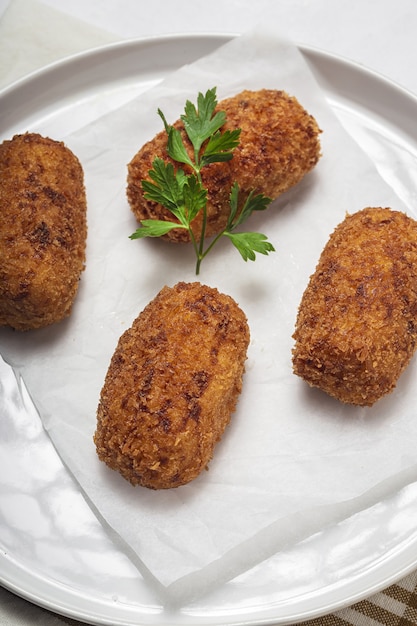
127,89,321,243
292,207,417,407
0,133,87,330
94,282,250,489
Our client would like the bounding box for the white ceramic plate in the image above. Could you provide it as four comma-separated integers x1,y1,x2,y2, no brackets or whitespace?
2,34,417,626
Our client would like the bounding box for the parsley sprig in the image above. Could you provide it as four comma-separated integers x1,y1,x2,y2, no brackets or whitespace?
130,87,275,274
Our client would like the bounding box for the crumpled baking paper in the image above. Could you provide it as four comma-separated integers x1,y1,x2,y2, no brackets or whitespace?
2,25,417,601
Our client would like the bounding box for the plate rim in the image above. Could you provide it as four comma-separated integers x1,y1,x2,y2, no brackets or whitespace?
2,30,417,100
3,31,417,149
2,32,417,130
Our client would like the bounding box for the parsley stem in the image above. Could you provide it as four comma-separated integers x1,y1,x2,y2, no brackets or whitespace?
196,230,225,274
200,231,224,263
193,165,207,274
195,229,205,275
198,206,208,261
188,227,200,266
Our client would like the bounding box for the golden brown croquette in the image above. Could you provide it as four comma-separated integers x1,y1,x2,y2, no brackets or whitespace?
127,89,321,243
292,207,417,406
0,133,87,330
94,282,250,489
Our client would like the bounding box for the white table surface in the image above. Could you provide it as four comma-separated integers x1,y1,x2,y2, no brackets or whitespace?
1,1,417,624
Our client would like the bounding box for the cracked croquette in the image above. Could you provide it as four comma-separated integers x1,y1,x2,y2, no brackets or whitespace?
0,132,87,330
94,282,250,489
292,207,417,406
127,89,321,243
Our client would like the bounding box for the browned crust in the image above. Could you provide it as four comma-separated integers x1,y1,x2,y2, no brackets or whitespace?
127,89,321,243
94,282,250,489
0,132,87,330
292,207,417,406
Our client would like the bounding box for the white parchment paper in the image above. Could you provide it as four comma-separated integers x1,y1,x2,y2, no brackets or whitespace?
2,26,417,601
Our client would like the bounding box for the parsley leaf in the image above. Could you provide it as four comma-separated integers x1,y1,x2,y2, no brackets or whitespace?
166,126,194,167
201,129,241,167
181,88,227,155
182,175,207,222
142,158,186,217
224,231,276,262
130,219,185,238
227,183,273,230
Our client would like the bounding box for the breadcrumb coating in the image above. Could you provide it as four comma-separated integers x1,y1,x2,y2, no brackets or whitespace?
94,282,250,489
0,133,87,330
127,89,321,243
292,207,417,406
